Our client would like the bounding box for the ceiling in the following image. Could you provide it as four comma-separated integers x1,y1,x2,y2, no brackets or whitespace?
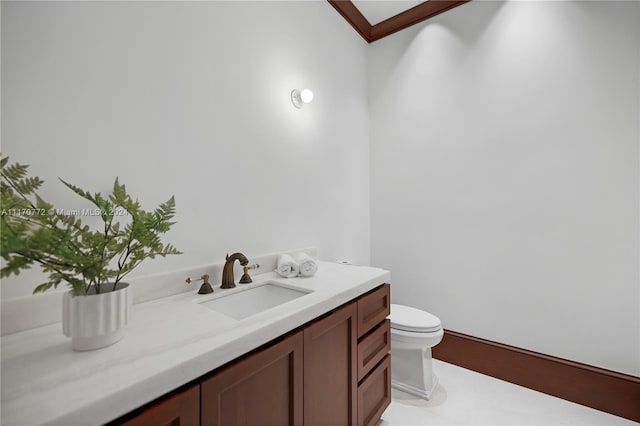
328,0,470,43
352,1,424,25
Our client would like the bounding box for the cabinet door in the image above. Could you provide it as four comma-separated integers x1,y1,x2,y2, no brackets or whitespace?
200,331,303,426
303,302,358,426
120,384,199,426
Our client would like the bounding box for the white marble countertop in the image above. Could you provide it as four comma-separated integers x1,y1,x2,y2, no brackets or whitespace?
1,261,390,426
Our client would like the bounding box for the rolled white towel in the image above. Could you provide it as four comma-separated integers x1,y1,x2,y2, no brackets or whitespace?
295,252,318,277
276,254,299,278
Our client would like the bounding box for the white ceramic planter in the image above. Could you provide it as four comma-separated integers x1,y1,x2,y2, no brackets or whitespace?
62,282,131,351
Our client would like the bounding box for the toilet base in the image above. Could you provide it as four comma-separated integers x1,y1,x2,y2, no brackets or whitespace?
392,372,439,399
391,345,439,400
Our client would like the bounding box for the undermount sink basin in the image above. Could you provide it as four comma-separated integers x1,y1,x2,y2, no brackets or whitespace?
197,282,312,320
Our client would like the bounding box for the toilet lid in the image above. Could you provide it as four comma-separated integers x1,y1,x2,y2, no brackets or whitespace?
390,304,442,333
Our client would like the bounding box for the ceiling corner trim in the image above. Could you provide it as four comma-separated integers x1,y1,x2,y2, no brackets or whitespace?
328,1,373,43
328,0,472,43
371,0,471,41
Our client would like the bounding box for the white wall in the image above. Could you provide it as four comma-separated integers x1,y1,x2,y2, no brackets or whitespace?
370,1,640,376
3,0,639,377
1,1,370,299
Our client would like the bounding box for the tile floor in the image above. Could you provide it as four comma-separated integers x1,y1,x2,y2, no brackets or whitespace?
380,360,638,426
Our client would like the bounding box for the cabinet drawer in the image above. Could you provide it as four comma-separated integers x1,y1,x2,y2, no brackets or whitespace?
357,319,390,382
357,354,391,426
357,284,390,338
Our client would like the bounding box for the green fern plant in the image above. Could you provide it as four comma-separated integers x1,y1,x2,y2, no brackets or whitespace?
0,156,181,296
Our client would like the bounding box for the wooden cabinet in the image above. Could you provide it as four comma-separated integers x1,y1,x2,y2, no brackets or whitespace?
110,284,391,426
200,331,303,426
303,303,358,426
120,384,199,426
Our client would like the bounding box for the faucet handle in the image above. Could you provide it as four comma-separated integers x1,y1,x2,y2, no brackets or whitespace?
239,264,259,284
186,274,214,294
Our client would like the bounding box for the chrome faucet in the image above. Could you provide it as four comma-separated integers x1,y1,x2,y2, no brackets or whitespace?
221,252,249,289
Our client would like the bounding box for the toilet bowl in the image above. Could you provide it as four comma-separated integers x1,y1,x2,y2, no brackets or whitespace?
390,303,443,399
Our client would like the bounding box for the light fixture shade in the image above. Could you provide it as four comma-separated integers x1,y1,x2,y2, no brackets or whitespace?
300,89,313,103
291,89,313,108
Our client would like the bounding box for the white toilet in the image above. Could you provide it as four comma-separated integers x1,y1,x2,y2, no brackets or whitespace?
390,303,443,399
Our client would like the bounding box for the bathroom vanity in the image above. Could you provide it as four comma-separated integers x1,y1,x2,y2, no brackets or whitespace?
0,261,390,426
120,283,390,426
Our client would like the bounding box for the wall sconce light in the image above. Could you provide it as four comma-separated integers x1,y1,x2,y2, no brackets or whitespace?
291,89,314,108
